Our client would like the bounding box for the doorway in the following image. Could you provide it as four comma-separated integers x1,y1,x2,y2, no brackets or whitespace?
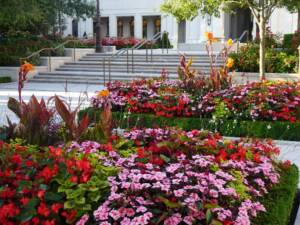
178,20,186,43
72,19,78,37
225,8,253,42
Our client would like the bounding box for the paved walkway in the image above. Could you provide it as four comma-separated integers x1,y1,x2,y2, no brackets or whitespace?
0,81,104,125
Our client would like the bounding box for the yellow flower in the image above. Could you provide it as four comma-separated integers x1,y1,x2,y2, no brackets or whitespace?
227,38,233,46
21,61,35,73
226,58,234,68
97,89,110,98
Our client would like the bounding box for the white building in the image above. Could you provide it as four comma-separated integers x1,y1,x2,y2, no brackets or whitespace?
64,0,298,47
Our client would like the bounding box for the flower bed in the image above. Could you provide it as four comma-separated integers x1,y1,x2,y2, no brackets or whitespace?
91,80,300,123
1,128,298,225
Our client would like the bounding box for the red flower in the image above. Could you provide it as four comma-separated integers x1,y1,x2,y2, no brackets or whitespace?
37,203,50,217
62,210,77,222
31,217,40,225
70,176,78,183
20,197,30,205
38,190,46,199
223,220,234,225
216,149,227,163
253,153,261,163
42,220,55,225
11,154,22,164
0,203,20,219
76,158,91,172
137,148,145,158
0,187,15,198
51,203,63,214
49,146,62,157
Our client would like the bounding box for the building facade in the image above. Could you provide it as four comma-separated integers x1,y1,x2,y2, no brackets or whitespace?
64,0,298,47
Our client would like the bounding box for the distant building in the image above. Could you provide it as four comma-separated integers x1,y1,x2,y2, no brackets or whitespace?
64,0,298,47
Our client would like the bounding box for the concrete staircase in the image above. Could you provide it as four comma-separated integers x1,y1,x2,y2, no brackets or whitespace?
30,51,224,84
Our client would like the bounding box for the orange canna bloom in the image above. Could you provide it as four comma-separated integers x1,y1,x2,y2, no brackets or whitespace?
20,61,35,74
205,32,214,41
226,58,234,68
97,89,110,98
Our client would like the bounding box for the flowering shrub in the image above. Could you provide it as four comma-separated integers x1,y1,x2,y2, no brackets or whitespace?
199,81,300,122
91,80,300,122
0,140,117,224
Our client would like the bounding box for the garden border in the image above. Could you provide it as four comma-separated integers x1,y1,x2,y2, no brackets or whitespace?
79,108,300,141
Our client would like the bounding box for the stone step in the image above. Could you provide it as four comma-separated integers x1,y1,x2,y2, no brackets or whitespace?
67,61,223,67
56,67,211,74
37,71,179,78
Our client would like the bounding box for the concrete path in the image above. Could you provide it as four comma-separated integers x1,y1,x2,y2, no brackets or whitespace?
0,81,105,125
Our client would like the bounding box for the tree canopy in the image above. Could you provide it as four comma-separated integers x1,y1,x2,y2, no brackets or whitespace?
0,0,95,35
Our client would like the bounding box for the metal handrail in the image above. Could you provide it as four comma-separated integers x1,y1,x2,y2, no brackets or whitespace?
103,31,164,84
19,39,82,71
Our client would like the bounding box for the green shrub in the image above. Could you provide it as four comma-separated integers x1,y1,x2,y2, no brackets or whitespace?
229,43,298,73
79,108,300,141
254,165,299,225
0,76,12,83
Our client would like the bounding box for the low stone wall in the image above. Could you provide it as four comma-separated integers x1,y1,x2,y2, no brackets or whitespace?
0,66,48,81
233,72,300,84
178,43,246,52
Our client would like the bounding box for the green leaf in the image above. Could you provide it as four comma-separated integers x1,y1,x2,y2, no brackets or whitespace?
39,184,48,190
75,197,86,205
18,208,36,222
160,154,171,163
211,219,223,225
65,189,84,199
158,196,182,209
44,192,64,202
206,209,213,224
64,200,75,209
24,197,39,210
81,204,92,211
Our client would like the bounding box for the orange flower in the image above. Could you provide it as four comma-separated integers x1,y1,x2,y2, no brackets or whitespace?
226,58,234,68
20,61,34,73
205,32,214,41
97,89,110,98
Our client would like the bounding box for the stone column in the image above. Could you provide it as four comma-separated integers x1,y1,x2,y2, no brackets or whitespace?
134,15,143,39
109,15,117,37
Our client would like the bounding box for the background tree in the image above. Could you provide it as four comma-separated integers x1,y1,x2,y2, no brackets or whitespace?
0,0,95,36
281,0,300,30
161,0,297,80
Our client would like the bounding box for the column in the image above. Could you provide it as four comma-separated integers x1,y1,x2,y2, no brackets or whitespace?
134,14,143,39
109,15,117,37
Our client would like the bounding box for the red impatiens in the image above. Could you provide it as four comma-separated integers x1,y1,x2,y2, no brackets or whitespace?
92,80,300,122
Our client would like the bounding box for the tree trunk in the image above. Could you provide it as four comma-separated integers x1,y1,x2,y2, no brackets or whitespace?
259,10,266,80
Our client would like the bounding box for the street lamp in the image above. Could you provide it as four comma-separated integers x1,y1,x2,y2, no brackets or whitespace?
95,0,103,53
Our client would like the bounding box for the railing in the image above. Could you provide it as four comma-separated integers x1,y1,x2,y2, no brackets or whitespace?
19,39,82,72
102,31,170,84
235,30,249,53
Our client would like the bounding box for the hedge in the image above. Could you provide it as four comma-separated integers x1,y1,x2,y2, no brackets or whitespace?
255,165,299,225
0,76,12,83
79,108,300,141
